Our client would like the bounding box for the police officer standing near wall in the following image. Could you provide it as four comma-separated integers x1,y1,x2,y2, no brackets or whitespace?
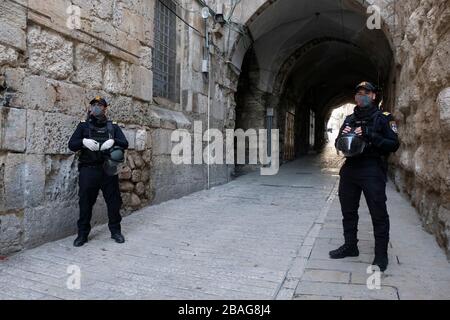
330,82,400,272
68,97,129,247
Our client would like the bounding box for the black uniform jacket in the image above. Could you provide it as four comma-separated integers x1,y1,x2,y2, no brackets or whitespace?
335,111,400,158
68,120,129,167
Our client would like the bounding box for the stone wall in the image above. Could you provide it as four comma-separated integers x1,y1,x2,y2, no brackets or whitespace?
389,0,450,257
0,0,236,255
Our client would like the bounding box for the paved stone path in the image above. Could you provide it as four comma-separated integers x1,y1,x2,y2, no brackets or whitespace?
1,144,449,300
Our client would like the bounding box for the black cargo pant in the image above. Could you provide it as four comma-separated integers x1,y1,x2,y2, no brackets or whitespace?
338,158,390,255
77,166,123,236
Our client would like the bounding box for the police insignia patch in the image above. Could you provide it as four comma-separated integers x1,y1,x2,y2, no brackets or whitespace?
390,121,398,133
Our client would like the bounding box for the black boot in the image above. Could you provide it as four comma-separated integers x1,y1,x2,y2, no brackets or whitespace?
73,235,88,247
111,232,125,244
373,241,389,272
372,255,388,272
329,243,359,259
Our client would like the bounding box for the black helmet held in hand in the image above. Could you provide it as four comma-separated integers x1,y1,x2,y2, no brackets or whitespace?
103,146,125,176
336,132,367,158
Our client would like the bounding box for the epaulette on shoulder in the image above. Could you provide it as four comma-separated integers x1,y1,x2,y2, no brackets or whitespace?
383,112,391,116
112,121,118,125
80,120,86,123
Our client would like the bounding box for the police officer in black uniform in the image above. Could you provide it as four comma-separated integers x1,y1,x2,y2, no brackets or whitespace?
68,97,129,247
329,82,400,272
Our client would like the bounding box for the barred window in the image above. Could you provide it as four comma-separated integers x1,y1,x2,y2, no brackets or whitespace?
153,0,178,101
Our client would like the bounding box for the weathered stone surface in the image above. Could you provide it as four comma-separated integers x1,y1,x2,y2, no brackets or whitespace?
135,182,145,196
193,92,208,114
131,169,142,183
24,155,46,208
130,193,141,207
0,44,18,66
133,153,144,168
119,166,132,180
3,67,25,92
122,129,136,150
3,153,25,210
139,46,152,69
141,168,150,183
116,7,145,41
27,25,73,80
142,150,152,165
14,75,57,112
103,58,132,95
28,0,72,32
107,95,135,124
151,129,174,156
127,154,136,169
23,201,78,249
0,213,23,255
438,87,450,137
73,44,105,89
120,181,135,192
131,65,153,102
53,82,88,118
135,129,147,151
44,155,78,202
0,1,26,50
26,110,45,154
391,0,450,257
0,107,26,152
27,111,79,155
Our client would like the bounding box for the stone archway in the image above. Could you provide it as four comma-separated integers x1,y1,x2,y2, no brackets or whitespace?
228,0,450,257
232,0,395,163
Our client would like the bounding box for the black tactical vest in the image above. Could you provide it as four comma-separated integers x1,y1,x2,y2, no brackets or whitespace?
79,121,115,166
346,111,384,158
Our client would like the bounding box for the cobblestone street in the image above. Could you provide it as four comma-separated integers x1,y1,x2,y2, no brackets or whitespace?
1,143,449,300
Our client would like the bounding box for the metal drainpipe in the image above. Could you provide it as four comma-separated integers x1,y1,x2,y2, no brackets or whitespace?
266,108,274,161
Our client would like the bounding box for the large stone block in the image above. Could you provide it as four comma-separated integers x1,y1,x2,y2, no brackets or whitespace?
122,128,136,150
437,87,450,137
44,155,78,202
2,153,46,211
132,65,153,102
28,0,72,31
24,154,46,208
0,0,27,50
4,67,25,91
27,25,73,80
3,153,25,210
103,59,132,95
0,107,26,152
135,129,148,151
0,44,18,66
44,114,80,154
0,213,23,255
52,81,88,118
73,44,105,89
23,201,78,249
13,75,57,112
26,109,45,154
193,92,208,114
27,111,79,155
151,129,175,156
139,46,152,69
117,8,145,41
108,95,134,124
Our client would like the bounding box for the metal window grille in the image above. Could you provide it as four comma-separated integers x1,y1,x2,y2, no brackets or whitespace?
153,0,178,101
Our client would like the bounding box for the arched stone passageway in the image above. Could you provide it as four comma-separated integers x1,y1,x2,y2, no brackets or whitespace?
234,0,394,162
229,0,450,256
